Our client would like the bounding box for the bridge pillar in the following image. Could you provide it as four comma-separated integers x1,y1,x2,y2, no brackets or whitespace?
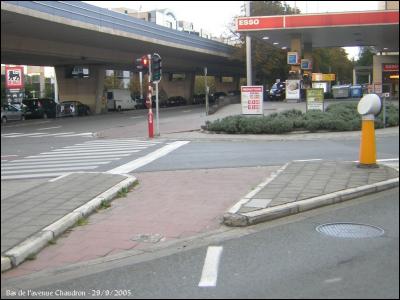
55,65,106,114
290,34,302,79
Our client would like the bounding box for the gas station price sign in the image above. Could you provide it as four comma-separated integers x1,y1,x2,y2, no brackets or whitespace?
241,86,263,115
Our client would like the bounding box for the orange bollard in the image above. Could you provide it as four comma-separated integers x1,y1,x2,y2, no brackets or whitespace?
359,114,377,167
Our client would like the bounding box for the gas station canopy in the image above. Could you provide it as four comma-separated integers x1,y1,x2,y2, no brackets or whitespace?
236,10,399,52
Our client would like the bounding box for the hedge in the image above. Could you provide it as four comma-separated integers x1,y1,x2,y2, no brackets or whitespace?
204,103,399,134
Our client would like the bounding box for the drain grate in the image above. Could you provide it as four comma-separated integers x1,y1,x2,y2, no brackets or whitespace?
316,223,384,238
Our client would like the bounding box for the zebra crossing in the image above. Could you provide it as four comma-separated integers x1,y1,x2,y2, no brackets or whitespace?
1,139,162,180
1,132,94,138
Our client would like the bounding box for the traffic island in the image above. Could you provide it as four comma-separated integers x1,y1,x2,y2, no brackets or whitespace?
223,160,399,227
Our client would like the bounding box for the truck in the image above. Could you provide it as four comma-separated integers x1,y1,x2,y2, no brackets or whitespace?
106,89,137,111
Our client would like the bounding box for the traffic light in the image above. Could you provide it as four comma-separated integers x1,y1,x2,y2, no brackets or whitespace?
151,53,162,82
136,55,149,73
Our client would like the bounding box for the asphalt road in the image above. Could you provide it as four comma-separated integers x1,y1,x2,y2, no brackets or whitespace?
2,188,398,299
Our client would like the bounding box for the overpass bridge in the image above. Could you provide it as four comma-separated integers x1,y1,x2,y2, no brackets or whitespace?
2,1,244,112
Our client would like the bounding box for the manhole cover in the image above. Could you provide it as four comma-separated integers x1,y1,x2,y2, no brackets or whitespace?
131,233,164,243
316,223,384,238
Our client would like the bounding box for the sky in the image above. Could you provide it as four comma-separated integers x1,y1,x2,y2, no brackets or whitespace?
84,1,381,60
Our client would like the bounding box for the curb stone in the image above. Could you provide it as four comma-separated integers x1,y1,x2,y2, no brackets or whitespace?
1,173,137,273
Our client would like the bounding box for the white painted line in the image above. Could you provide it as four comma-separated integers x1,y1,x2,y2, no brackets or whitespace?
27,150,140,158
2,158,118,166
107,141,190,174
2,133,46,138
2,166,99,174
2,162,110,170
48,173,72,182
9,156,126,162
1,155,18,158
37,126,62,130
198,246,223,287
2,173,70,180
31,132,75,137
52,145,149,150
348,158,399,163
56,132,93,137
87,139,161,143
130,116,142,119
293,159,323,162
83,141,160,146
48,147,147,153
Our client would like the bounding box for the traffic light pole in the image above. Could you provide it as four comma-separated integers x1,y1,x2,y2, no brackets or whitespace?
155,82,160,136
147,54,154,139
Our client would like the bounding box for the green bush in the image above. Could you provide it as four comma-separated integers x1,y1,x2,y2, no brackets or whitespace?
204,103,398,134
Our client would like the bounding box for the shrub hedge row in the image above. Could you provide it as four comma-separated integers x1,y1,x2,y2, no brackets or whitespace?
204,102,399,134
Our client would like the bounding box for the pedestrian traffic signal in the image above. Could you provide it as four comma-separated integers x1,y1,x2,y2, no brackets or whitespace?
151,53,162,83
136,55,149,73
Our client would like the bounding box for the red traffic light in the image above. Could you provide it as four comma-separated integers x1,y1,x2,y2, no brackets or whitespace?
142,56,149,67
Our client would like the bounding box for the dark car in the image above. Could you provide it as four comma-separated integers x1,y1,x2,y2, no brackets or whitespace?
59,101,91,117
210,92,227,103
193,94,206,105
167,96,187,107
265,82,286,101
22,98,57,119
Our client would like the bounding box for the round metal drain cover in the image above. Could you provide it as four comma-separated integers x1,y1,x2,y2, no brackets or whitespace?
316,223,384,238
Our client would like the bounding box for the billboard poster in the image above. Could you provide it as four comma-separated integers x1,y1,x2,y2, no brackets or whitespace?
5,66,24,89
285,80,301,100
306,88,324,111
241,86,263,115
301,59,312,70
287,52,299,65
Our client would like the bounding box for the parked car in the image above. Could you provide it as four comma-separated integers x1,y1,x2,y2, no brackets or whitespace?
167,96,187,107
210,92,227,103
1,104,25,123
265,82,286,101
228,90,241,96
193,94,206,105
22,98,57,119
59,100,91,117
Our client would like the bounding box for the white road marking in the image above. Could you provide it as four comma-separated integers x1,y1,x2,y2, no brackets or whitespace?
48,173,72,182
107,141,190,174
1,162,110,170
37,126,62,130
2,173,74,180
2,159,119,166
9,156,126,163
28,150,140,158
48,147,147,153
198,246,223,287
2,166,98,174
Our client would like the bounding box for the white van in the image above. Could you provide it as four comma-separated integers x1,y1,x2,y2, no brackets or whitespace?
106,89,137,111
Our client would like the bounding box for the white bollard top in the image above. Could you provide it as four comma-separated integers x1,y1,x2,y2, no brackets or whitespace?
357,94,382,116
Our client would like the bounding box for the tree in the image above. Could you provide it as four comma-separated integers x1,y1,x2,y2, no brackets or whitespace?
356,47,375,67
313,48,354,84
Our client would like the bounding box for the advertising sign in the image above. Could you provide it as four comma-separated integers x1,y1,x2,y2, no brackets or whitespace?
306,88,324,111
285,80,301,100
241,86,263,115
383,64,399,72
287,52,299,65
5,66,24,89
301,59,312,70
312,82,328,93
312,73,336,81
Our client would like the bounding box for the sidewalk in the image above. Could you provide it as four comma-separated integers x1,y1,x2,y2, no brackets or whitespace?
1,172,137,273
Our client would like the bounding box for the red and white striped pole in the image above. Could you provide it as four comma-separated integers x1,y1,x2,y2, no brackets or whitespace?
147,84,154,139
147,54,154,138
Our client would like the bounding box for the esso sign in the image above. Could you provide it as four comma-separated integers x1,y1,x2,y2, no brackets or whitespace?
238,18,260,26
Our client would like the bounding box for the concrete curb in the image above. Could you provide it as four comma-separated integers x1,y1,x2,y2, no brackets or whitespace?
223,177,399,227
1,173,138,273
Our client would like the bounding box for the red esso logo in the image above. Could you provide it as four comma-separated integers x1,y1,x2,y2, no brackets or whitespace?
238,18,260,26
